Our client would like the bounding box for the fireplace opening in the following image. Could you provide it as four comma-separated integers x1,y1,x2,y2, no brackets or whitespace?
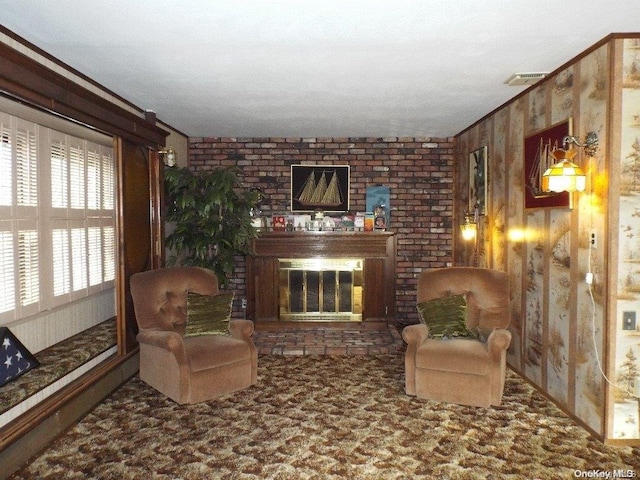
278,258,363,321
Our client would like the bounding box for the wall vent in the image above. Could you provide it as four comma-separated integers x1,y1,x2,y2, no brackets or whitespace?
504,72,548,86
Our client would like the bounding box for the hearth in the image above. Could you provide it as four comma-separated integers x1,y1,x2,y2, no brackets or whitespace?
278,258,363,321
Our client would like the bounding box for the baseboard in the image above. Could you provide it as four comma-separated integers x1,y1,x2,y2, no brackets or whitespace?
0,352,139,480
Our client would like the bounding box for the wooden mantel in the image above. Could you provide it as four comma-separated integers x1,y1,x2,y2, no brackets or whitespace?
246,231,396,328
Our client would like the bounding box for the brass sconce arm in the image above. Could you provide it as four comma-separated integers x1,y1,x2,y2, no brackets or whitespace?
562,131,599,157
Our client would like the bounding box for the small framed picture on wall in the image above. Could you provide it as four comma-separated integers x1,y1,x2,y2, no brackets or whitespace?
469,146,487,214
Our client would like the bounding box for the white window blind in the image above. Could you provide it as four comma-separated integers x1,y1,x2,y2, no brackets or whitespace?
0,119,13,207
52,227,71,297
102,152,114,210
0,230,15,314
71,227,87,292
103,225,115,282
18,229,39,307
87,149,101,211
51,139,68,209
69,141,85,210
0,110,115,324
87,226,102,287
16,126,37,208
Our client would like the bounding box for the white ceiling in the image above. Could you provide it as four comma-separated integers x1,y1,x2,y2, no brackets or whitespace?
1,0,639,138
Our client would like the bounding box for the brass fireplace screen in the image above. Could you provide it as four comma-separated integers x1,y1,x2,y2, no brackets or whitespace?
278,258,363,321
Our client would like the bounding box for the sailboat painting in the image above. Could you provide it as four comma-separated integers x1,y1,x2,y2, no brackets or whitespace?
524,120,572,209
290,165,350,212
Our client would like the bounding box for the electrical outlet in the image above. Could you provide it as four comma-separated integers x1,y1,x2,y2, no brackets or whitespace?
622,311,636,331
590,230,597,249
241,298,247,309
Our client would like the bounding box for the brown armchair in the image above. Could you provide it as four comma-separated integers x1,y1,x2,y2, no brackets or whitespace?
130,267,257,404
402,267,512,407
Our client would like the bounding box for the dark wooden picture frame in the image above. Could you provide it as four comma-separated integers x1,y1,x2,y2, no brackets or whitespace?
469,146,488,215
290,165,350,212
524,119,572,209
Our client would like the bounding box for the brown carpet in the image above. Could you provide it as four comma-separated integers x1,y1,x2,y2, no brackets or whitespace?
12,354,640,479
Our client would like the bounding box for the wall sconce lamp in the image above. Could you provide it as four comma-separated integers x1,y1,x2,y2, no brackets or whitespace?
460,203,480,266
460,211,478,241
158,146,176,167
460,203,480,241
541,132,598,193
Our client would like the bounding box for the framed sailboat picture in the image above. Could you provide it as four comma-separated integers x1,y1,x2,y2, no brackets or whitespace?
524,119,572,209
290,165,350,212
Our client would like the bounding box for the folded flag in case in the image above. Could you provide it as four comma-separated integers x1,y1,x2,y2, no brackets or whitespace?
1,327,39,387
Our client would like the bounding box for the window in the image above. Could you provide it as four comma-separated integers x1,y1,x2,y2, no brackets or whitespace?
0,111,115,324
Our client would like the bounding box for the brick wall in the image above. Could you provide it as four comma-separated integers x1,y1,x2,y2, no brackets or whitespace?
189,136,455,325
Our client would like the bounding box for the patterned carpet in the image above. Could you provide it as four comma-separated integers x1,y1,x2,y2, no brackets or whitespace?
12,354,640,480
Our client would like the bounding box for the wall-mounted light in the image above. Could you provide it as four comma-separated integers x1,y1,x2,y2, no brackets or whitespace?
460,203,481,266
460,212,477,241
159,146,176,167
541,132,598,193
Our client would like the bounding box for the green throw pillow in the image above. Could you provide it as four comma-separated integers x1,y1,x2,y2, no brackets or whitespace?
184,292,234,337
416,294,473,339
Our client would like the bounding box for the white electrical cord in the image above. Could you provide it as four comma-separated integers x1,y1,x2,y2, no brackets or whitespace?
585,164,639,400
588,274,639,399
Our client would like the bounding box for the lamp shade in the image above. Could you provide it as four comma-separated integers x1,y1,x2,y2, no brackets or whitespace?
541,149,586,193
460,220,477,241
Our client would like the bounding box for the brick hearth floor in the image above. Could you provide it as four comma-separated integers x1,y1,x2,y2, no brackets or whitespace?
252,325,406,356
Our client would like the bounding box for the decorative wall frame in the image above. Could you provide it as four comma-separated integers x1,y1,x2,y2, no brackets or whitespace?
469,146,487,214
290,165,350,212
524,119,572,209
366,185,390,229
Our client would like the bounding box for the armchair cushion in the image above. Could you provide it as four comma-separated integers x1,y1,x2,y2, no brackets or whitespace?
415,338,490,375
185,333,252,372
417,294,474,339
184,292,234,337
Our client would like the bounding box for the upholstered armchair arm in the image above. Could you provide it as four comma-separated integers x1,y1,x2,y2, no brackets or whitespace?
229,319,255,342
487,328,512,361
136,330,188,365
402,323,429,396
401,323,429,346
229,319,258,385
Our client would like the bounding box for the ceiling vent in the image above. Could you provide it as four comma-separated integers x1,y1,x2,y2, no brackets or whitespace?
504,72,548,86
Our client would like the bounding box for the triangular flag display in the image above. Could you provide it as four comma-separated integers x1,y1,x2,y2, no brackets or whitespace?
0,327,39,387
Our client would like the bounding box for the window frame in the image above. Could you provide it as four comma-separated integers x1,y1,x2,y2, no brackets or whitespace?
0,109,115,325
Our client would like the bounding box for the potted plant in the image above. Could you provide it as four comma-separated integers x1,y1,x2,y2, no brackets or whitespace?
164,165,259,286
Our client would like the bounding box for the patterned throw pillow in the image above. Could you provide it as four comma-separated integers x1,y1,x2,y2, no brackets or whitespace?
184,292,234,337
416,294,474,339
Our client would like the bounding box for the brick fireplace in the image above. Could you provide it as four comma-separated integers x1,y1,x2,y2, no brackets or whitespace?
247,231,396,328
189,136,455,324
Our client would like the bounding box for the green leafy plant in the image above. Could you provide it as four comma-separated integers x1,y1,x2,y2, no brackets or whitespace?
164,166,259,286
